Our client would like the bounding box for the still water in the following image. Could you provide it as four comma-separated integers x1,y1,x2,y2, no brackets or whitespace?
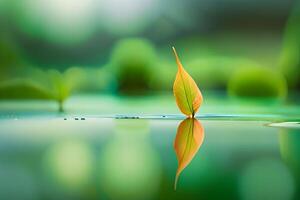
0,115,299,200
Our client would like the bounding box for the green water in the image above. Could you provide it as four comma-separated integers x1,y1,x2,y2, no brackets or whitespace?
0,95,300,200
0,116,299,200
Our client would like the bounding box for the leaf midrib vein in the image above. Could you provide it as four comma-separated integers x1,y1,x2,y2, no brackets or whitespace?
179,71,193,115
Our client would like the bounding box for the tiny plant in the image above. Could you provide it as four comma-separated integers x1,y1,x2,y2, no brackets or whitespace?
172,47,203,118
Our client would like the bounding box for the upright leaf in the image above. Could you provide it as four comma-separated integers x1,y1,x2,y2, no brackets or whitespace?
172,47,203,117
174,118,205,190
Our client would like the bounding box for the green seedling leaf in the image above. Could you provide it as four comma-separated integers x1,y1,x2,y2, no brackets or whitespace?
172,47,203,118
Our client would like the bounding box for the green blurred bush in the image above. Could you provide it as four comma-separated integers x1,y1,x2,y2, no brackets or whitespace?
0,79,53,100
0,67,83,111
148,61,175,91
0,34,23,80
0,40,20,71
279,3,300,88
109,38,158,93
228,67,287,99
186,57,261,89
0,62,115,111
0,32,297,106
147,56,263,92
69,67,114,93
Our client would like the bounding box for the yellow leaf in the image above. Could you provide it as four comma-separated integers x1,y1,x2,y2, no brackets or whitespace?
174,118,205,190
172,47,203,117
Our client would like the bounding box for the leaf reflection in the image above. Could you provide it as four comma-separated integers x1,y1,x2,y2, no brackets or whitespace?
174,117,205,190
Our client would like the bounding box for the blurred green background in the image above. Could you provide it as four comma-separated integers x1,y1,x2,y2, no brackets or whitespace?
0,0,299,111
1,1,300,200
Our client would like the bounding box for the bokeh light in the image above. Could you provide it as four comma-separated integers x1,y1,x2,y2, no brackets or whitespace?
239,158,295,200
98,120,162,199
279,129,300,177
43,140,94,190
97,0,160,35
12,0,96,45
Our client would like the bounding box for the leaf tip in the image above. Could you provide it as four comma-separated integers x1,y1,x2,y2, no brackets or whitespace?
172,46,182,69
174,174,179,191
172,46,176,53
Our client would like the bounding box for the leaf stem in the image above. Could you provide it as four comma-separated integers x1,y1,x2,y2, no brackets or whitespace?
58,100,64,113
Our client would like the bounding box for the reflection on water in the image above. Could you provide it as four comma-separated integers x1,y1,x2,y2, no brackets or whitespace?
239,158,295,200
0,164,38,200
174,118,204,190
99,119,161,199
0,118,300,199
279,129,300,197
43,140,94,190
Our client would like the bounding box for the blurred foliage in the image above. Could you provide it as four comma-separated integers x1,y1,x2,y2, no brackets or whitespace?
279,129,300,197
47,70,72,111
279,2,300,88
70,67,114,93
0,79,53,100
0,39,20,70
186,57,261,90
0,0,298,109
169,34,282,68
149,61,175,91
0,67,85,111
0,33,23,80
109,38,157,94
228,67,287,100
147,55,265,92
280,129,300,178
0,27,299,108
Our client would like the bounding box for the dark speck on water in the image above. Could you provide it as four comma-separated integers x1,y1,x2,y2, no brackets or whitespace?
64,118,67,120
75,118,79,120
127,116,139,119
115,115,139,119
81,118,85,120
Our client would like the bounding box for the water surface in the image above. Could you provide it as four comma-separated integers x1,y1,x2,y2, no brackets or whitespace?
0,115,299,200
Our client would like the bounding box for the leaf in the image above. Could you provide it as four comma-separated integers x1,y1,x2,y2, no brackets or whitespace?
174,117,205,190
172,47,203,117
